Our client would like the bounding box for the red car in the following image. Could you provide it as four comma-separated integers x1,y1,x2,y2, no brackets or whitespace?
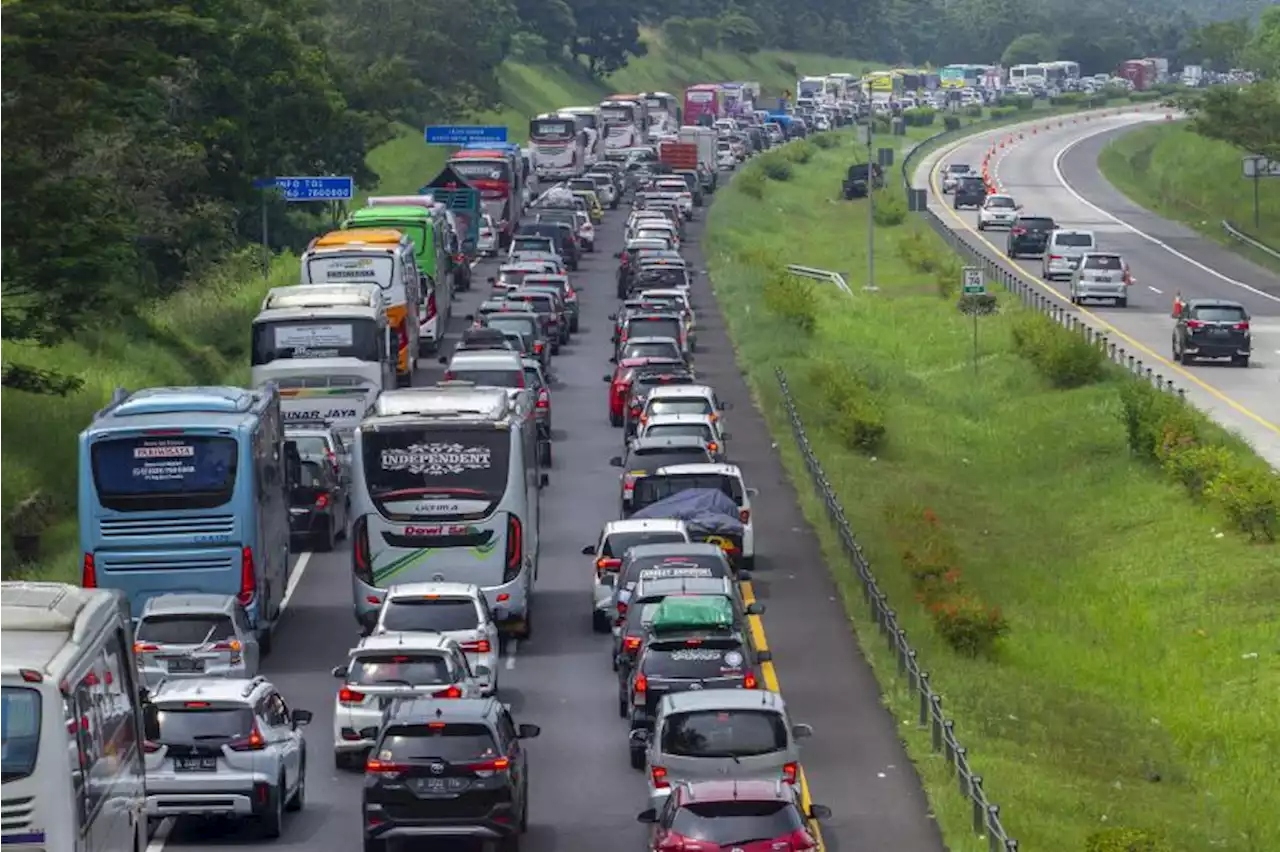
637,779,830,851
603,357,684,427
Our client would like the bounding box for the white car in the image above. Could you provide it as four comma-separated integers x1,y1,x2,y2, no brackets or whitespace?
640,384,725,427
717,145,737,170
635,413,728,460
654,179,695,219
643,463,758,569
574,209,596,251
477,214,499,257
330,632,491,769
941,163,974,194
371,582,500,695
638,288,696,346
582,519,691,632
977,194,1020,230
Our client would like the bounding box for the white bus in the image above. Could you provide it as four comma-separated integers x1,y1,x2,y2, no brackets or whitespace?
2,582,147,852
1010,64,1046,86
598,98,647,157
558,106,604,167
529,113,586,181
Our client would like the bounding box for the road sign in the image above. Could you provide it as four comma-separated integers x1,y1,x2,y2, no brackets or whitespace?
425,125,508,146
962,266,986,295
907,188,928,212
1242,156,1280,178
877,147,894,167
260,176,355,201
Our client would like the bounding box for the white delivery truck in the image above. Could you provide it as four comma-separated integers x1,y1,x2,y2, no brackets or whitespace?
678,125,718,193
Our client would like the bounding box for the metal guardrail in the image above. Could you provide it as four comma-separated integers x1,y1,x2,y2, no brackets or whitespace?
900,112,1188,402
786,264,853,295
774,367,1018,852
1222,220,1280,260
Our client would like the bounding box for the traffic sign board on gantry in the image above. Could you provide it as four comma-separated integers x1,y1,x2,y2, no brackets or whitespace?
425,126,509,146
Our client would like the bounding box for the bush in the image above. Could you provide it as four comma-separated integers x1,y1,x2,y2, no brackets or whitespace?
990,106,1017,119
928,594,1009,657
997,94,1034,111
1084,827,1173,852
897,226,947,273
1116,382,1186,461
759,153,793,182
872,189,906,227
933,255,963,298
942,115,961,131
736,168,766,199
784,140,817,164
902,106,936,127
762,272,818,334
1050,92,1086,107
808,360,886,454
1010,313,1106,388
872,114,891,133
810,132,838,149
1206,462,1280,542
1128,91,1163,102
964,104,983,118
1162,443,1232,498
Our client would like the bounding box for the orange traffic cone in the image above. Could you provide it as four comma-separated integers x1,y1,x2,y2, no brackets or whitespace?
1171,291,1183,317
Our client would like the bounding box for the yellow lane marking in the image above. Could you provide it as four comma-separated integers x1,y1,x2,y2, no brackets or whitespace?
741,579,825,851
928,129,1280,438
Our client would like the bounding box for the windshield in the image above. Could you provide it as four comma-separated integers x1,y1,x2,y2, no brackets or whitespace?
530,119,574,140
446,368,524,387
626,317,682,340
380,598,480,632
506,296,552,314
644,641,747,679
136,614,235,645
1054,233,1094,247
1191,305,1247,323
623,343,680,361
450,160,511,184
1,688,40,782
252,318,380,365
148,706,254,744
601,106,635,124
986,197,1015,208
671,800,805,844
1019,218,1055,231
91,435,239,512
349,653,453,686
288,435,333,464
361,425,510,506
629,447,710,467
378,724,497,762
644,423,712,442
306,254,394,289
1083,255,1123,270
602,531,688,558
648,398,712,417
662,709,787,758
634,474,741,507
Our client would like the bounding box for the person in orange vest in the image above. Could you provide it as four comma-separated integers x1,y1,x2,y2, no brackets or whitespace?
1171,291,1184,317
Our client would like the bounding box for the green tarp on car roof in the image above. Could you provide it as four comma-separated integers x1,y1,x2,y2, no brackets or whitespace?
651,595,733,633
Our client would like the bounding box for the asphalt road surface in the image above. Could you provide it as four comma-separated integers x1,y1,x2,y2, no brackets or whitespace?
918,109,1280,469
150,166,944,851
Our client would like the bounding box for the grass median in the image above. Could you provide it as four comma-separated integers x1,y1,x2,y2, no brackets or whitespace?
706,127,1279,852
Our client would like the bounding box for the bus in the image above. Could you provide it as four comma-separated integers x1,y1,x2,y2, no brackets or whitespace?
2,583,147,852
598,97,647,156
1010,64,1045,85
863,70,904,102
1043,60,1080,82
940,65,967,89
558,106,605,166
78,386,295,644
449,147,524,247
529,112,585,181
896,68,924,92
683,84,721,127
796,76,826,100
641,91,680,133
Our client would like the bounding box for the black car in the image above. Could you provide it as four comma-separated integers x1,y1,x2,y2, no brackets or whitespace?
362,698,539,852
290,459,347,551
1006,215,1057,258
477,311,552,369
516,222,578,270
610,436,715,514
953,175,987,209
1173,299,1252,367
841,163,883,200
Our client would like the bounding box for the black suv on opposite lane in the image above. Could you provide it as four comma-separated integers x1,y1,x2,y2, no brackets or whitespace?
1006,215,1057,258
1172,298,1252,367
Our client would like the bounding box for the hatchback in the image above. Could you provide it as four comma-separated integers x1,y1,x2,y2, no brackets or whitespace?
637,780,830,852
134,594,260,689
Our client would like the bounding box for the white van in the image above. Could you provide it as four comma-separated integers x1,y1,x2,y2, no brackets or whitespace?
1,582,147,852
251,283,393,443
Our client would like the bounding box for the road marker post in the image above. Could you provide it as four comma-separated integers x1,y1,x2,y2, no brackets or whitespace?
958,267,995,376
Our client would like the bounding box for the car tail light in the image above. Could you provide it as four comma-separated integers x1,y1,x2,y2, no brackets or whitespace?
650,765,669,788
228,726,267,752
1049,254,1063,261
326,448,340,476
620,251,629,264
623,635,642,652
143,740,161,754
315,492,330,509
365,758,409,776
744,671,758,689
706,442,718,454
504,515,523,584
82,553,97,588
1010,227,1026,235
596,556,622,572
237,547,255,607
352,516,373,585
534,341,544,354
788,829,820,850
432,685,463,699
634,673,647,693
616,600,628,619
1185,319,1205,330
338,686,365,705
210,640,242,652
537,390,550,409
782,761,799,784
133,642,159,653
466,758,510,777
739,508,750,523
1234,321,1250,331
426,291,438,321
453,254,465,265
460,639,491,654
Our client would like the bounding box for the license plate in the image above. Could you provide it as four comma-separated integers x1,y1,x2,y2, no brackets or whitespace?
166,657,204,673
409,777,467,795
173,757,217,772
1208,327,1229,337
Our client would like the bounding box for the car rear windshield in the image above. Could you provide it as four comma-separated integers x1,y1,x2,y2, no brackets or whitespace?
629,448,712,468
624,343,679,360
91,435,239,513
378,723,497,762
628,317,682,339
447,368,524,388
1054,232,1094,247
948,164,971,173
1083,255,1123,270
147,706,255,744
661,709,788,758
602,531,688,558
1,687,41,782
644,423,712,442
361,425,511,506
648,398,713,417
634,474,742,507
986,196,1015,208
380,598,480,632
1018,218,1055,230
350,653,452,686
671,801,805,844
486,316,539,338
136,614,236,645
644,640,747,679
1192,305,1247,323
507,296,552,314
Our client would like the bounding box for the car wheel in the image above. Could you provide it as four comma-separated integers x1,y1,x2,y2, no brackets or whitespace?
629,746,646,770
520,783,530,832
499,834,521,852
977,222,985,231
618,692,628,718
513,606,532,640
1179,349,1193,365
1233,355,1250,367
335,750,360,771
570,317,579,333
1116,298,1127,308
740,555,755,573
258,776,284,838
609,411,623,428
363,839,388,852
539,440,552,468
286,754,306,812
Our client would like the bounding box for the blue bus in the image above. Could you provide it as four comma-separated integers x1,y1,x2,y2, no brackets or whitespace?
77,386,297,649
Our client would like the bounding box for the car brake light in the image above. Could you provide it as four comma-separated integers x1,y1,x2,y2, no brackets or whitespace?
460,640,491,654
82,553,97,588
623,475,638,493
1011,227,1025,235
1049,254,1063,261
228,726,267,752
624,636,641,652
537,390,550,409
707,442,718,453
352,515,373,585
210,640,242,652
133,642,159,653
338,686,365,704
466,758,510,776
616,601,628,618
432,685,463,699
782,761,799,784
237,547,255,607
315,492,330,509
534,341,544,354
651,765,669,788
739,508,750,523
443,370,456,380
426,291,438,321
596,556,622,571
634,673,647,693
1235,321,1250,331
744,671,758,689
143,740,161,754
504,514,523,584
1185,320,1204,330
365,758,409,776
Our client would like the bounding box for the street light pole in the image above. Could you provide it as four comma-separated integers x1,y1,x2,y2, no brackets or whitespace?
866,81,876,292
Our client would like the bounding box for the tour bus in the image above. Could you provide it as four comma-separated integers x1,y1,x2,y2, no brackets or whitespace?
348,384,546,639
940,64,967,88
863,70,904,102
529,112,586,181
559,106,605,166
1010,64,1046,85
300,229,421,386
449,146,525,248
344,205,452,355
598,96,648,157
2,582,147,852
641,91,680,133
365,194,472,296
78,386,295,645
682,84,721,127
251,283,392,443
1041,60,1079,84
796,75,826,101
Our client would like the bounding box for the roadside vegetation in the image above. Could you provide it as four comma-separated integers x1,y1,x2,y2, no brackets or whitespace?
706,123,1279,852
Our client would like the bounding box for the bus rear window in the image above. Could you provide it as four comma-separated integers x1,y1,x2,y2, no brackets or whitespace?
251,319,380,366
362,426,511,508
1,687,41,782
91,436,238,512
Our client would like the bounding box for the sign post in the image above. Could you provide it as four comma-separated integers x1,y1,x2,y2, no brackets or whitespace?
960,267,989,375
253,176,356,279
1242,155,1280,231
425,125,509,146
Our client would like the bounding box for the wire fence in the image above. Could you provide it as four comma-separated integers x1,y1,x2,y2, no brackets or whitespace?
774,367,1018,852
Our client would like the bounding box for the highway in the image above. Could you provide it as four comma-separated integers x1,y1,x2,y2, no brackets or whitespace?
149,169,944,851
916,110,1280,469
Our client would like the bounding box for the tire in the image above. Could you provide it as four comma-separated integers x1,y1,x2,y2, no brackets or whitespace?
1008,249,1018,259
286,755,306,812
551,342,560,356
314,519,334,554
1179,350,1192,365
520,785,530,832
1116,298,1127,308
977,222,985,231
539,441,552,468
500,834,521,852
740,555,755,573
334,750,360,771
417,340,435,359
618,692,628,718
258,623,273,657
629,746,646,770
513,605,532,640
1233,355,1250,367
570,316,579,333
363,839,387,852
592,610,611,634
610,411,623,428
258,777,284,839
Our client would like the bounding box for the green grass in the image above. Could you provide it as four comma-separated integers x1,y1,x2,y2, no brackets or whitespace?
706,129,1280,852
1098,122,1280,274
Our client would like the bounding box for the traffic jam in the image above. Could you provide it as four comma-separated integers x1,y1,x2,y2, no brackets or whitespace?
70,83,835,852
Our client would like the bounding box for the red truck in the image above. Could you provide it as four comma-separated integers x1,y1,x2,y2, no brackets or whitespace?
1117,59,1156,91
658,141,698,171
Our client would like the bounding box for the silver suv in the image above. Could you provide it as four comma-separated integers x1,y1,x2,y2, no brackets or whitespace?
142,676,311,838
1042,229,1097,280
134,594,260,690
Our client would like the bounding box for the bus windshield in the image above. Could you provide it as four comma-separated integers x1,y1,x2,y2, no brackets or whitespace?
601,105,635,124
362,425,510,506
251,318,380,365
1,687,41,782
450,159,511,185
91,435,239,512
530,119,575,141
306,253,395,289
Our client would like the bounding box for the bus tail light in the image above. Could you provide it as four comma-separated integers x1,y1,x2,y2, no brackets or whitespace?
426,291,438,321
82,553,97,588
503,515,523,584
352,516,373,585
237,547,255,607
739,508,750,523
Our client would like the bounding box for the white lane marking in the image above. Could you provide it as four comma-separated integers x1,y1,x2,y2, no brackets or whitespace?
505,639,519,670
281,551,312,612
145,817,173,852
1052,126,1280,306
1148,285,1163,294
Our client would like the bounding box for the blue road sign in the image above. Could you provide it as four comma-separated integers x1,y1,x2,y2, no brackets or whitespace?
257,176,354,201
425,125,508,146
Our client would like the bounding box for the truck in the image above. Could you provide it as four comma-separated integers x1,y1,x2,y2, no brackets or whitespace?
1145,57,1170,84
684,84,721,127
659,141,698,171
677,126,717,192
420,164,482,256
1118,59,1155,91
1181,64,1204,87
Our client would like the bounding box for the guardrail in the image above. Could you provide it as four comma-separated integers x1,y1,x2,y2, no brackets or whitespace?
900,112,1188,402
774,367,1019,852
786,264,852,295
1222,220,1280,261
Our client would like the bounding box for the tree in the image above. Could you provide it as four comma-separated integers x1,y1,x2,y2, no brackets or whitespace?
1243,6,1280,77
1183,19,1251,70
566,0,648,74
662,16,697,55
1002,33,1057,66
1180,81,1280,161
512,0,577,57
687,17,720,58
719,10,764,53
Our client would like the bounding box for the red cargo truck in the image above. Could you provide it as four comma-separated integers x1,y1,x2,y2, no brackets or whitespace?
1117,59,1154,91
658,141,698,171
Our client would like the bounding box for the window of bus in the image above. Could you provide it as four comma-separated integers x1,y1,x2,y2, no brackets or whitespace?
67,631,139,828
91,435,239,512
600,106,633,124
450,160,511,186
2,686,41,782
362,425,511,514
251,318,382,366
531,119,574,141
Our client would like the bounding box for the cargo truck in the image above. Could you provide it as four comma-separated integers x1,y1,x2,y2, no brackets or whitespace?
677,126,717,193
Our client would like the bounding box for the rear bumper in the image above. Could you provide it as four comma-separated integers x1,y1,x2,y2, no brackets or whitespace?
1183,338,1250,357
364,803,519,841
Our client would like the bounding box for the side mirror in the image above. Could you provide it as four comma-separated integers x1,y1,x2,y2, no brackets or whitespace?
517,723,541,739
757,650,773,663
791,722,814,739
609,356,617,364
737,569,753,582
331,665,349,679
474,665,492,678
608,455,624,467
809,804,832,820
719,401,731,410
464,314,475,322
438,355,449,364
292,709,313,727
637,808,658,824
581,545,596,555
603,375,612,383
746,602,765,615
746,487,759,497
540,473,550,488
608,313,617,321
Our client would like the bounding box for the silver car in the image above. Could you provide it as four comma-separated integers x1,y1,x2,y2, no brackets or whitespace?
1069,252,1132,307
1042,228,1097,280
371,582,501,695
641,689,811,808
134,594,260,689
142,676,311,837
942,162,974,193
477,214,499,257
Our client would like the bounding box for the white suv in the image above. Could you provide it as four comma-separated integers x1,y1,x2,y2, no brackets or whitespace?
371,582,501,695
1042,229,1098,280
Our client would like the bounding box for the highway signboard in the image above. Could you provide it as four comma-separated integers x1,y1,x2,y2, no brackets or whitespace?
962,266,986,295
1242,156,1280,178
425,125,509,146
255,176,355,201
